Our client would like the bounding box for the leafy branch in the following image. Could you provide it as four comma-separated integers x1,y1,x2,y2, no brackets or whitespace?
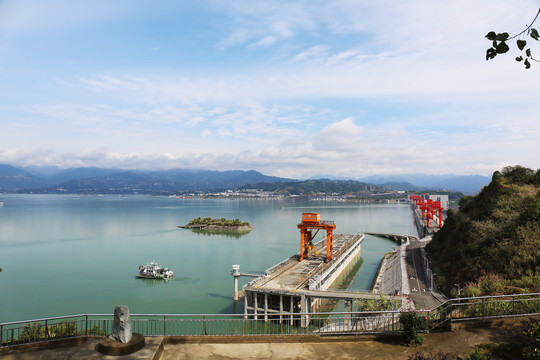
485,9,540,68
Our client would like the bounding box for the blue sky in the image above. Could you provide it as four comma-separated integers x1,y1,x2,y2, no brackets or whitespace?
1,0,539,178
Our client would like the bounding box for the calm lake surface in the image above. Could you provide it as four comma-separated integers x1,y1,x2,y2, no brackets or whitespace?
0,195,418,323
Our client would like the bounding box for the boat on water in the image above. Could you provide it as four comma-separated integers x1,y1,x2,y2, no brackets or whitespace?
136,261,174,279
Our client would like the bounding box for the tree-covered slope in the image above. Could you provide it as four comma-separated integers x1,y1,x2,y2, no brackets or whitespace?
240,179,372,195
426,166,540,295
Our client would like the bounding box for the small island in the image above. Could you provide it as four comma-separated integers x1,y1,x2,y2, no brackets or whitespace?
178,217,254,233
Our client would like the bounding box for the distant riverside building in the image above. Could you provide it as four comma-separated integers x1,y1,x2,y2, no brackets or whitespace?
423,194,449,210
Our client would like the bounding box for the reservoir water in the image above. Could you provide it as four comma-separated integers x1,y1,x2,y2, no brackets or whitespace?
0,195,418,323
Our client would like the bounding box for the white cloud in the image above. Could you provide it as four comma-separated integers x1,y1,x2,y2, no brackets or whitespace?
201,130,212,138
0,0,539,177
312,118,363,152
248,36,278,48
0,0,134,33
292,45,330,62
81,75,143,92
215,0,316,48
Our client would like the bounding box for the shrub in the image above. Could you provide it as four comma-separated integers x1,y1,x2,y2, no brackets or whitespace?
355,294,400,312
47,321,79,338
19,322,44,342
468,347,492,360
87,324,106,335
17,320,105,342
522,319,540,360
399,311,428,345
408,350,463,359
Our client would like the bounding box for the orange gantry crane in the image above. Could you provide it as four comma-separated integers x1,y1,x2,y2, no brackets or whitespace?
297,212,336,263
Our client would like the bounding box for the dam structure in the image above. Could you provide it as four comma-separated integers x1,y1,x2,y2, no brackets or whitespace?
232,213,391,326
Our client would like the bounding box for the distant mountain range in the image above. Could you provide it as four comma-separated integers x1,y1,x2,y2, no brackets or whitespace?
0,164,295,194
0,164,490,194
356,174,491,194
307,173,490,194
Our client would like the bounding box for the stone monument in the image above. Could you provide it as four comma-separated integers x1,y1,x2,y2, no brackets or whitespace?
96,305,145,355
109,305,133,343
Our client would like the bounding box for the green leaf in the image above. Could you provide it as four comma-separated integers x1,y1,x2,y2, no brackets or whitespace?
486,48,497,60
531,28,539,41
517,40,527,51
516,56,523,62
495,32,509,41
526,48,532,57
524,58,531,69
495,41,509,54
485,31,497,40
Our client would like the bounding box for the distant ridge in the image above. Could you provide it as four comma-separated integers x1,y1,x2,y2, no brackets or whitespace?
0,164,43,191
0,164,490,194
0,164,295,194
357,173,490,194
42,167,120,186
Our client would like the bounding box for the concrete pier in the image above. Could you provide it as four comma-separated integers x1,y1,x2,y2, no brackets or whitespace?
365,232,410,296
239,234,383,325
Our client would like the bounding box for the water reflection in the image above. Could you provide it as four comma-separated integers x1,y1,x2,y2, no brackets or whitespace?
135,278,172,287
207,293,233,300
190,229,252,238
0,236,90,248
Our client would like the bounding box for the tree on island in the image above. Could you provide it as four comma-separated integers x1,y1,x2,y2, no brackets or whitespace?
485,8,540,68
188,217,250,227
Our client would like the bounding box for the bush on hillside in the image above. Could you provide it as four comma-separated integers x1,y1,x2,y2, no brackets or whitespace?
400,311,428,345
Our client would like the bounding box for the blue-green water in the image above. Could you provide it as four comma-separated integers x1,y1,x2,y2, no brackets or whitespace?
0,195,417,323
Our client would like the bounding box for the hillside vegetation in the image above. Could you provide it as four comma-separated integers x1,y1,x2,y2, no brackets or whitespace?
240,179,372,195
426,166,540,296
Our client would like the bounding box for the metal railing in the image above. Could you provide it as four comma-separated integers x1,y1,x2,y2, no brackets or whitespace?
2,293,539,348
448,293,540,322
419,248,434,291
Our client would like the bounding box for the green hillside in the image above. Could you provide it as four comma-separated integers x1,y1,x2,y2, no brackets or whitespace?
426,166,540,296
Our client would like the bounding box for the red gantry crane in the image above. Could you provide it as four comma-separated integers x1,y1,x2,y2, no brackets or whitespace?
297,213,336,263
432,201,443,228
410,194,444,229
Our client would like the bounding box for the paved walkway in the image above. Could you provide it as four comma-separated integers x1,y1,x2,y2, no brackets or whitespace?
160,340,408,360
0,336,477,360
0,319,523,360
366,231,445,311
0,337,163,360
405,237,446,309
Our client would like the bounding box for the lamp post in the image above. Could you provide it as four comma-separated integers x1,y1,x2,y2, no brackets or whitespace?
454,283,461,297
232,265,241,301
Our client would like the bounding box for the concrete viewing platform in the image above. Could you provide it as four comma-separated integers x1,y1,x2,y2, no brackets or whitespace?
0,336,164,360
2,318,527,360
